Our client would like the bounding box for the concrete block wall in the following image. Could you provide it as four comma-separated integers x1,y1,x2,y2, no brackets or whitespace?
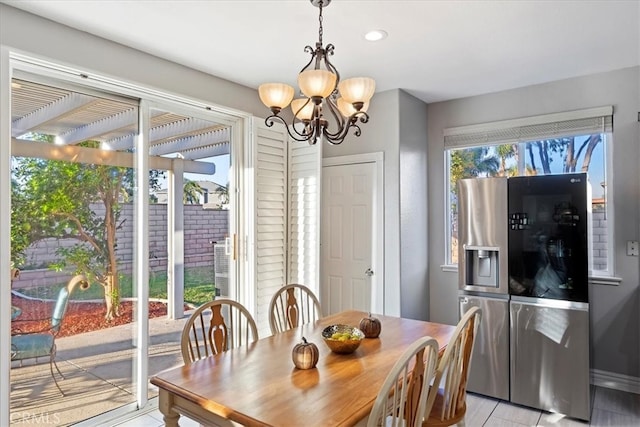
591,207,608,271
14,204,229,289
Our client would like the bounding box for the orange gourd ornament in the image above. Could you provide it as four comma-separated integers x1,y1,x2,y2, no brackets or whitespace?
359,313,382,338
292,337,319,370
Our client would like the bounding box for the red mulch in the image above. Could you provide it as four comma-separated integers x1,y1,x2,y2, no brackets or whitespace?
11,294,176,337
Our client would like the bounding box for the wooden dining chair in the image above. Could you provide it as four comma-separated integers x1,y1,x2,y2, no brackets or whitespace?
268,283,322,335
422,306,482,427
180,299,258,365
367,336,440,427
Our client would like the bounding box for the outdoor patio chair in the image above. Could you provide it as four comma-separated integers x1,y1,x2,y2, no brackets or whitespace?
11,274,89,396
268,284,322,335
181,299,258,365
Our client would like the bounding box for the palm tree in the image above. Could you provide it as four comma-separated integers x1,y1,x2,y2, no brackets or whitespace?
496,144,518,176
215,182,229,207
183,180,204,204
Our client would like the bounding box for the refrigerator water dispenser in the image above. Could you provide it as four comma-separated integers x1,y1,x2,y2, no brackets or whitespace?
465,247,500,288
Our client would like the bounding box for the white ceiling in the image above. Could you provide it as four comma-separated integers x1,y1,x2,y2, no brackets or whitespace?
4,0,640,104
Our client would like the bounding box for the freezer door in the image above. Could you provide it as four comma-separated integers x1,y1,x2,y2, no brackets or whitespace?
459,295,509,400
510,299,590,421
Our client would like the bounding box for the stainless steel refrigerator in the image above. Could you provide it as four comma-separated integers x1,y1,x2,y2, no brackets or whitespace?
508,173,591,421
458,177,510,401
458,174,591,421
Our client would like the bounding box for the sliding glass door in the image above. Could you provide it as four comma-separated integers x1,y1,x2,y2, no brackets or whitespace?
9,76,141,424
3,65,242,425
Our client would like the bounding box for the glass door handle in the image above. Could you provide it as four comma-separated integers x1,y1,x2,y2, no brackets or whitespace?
224,235,238,260
365,268,374,277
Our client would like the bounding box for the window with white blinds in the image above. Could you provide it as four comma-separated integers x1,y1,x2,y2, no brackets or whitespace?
444,106,613,148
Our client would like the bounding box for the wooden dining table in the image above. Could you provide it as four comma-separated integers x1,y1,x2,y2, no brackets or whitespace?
150,310,455,427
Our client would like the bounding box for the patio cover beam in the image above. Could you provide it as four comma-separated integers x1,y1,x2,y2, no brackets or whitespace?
58,108,137,145
179,142,230,160
12,139,215,175
150,127,230,157
107,116,225,151
11,92,97,137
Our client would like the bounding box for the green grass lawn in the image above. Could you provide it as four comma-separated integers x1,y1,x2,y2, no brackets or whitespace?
18,266,216,306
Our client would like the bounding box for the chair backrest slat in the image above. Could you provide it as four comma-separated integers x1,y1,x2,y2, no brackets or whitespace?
424,306,482,425
181,299,258,365
367,336,440,427
268,284,322,335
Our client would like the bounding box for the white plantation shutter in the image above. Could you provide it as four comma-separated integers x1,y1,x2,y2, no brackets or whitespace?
287,140,321,297
252,121,288,338
249,120,321,337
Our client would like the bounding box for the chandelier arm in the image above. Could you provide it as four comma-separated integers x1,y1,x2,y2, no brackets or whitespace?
322,44,339,81
321,97,348,138
301,45,317,74
322,121,360,145
323,111,369,145
264,114,316,144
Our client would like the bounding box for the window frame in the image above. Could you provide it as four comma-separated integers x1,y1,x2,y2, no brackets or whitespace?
442,109,616,279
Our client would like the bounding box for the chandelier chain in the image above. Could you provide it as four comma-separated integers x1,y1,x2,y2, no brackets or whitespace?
318,1,324,45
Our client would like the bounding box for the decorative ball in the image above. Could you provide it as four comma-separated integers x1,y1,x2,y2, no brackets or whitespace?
359,313,382,338
292,337,319,370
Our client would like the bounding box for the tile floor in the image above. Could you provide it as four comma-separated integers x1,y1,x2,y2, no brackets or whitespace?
111,385,640,427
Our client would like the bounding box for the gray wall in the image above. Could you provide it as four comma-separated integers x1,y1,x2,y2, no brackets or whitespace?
324,89,430,320
398,91,429,320
427,66,640,378
325,89,402,316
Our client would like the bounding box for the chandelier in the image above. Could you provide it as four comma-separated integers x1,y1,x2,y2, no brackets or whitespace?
258,0,375,145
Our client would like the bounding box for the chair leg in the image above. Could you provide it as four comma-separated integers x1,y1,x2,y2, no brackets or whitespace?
50,345,66,396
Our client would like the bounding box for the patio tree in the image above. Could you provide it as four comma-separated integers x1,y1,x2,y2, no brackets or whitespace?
525,134,601,175
183,179,204,204
10,177,31,269
215,182,230,207
450,146,500,194
12,140,162,321
496,144,518,177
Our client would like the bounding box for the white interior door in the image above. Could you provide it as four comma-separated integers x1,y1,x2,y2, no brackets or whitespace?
321,161,379,315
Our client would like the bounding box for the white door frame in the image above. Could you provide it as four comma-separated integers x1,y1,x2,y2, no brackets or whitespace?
322,152,384,314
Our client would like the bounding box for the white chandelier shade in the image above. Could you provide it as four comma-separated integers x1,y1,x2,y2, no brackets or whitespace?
298,69,337,99
258,83,295,111
338,77,376,105
337,97,370,117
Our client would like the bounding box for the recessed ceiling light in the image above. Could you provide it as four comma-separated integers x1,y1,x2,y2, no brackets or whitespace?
364,29,388,42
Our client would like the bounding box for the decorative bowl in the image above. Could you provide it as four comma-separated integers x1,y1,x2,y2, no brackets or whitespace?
321,324,365,354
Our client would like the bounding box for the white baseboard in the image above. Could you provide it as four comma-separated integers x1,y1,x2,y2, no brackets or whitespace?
592,369,640,394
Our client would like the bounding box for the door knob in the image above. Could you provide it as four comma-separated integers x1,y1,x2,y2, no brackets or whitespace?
365,268,374,277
